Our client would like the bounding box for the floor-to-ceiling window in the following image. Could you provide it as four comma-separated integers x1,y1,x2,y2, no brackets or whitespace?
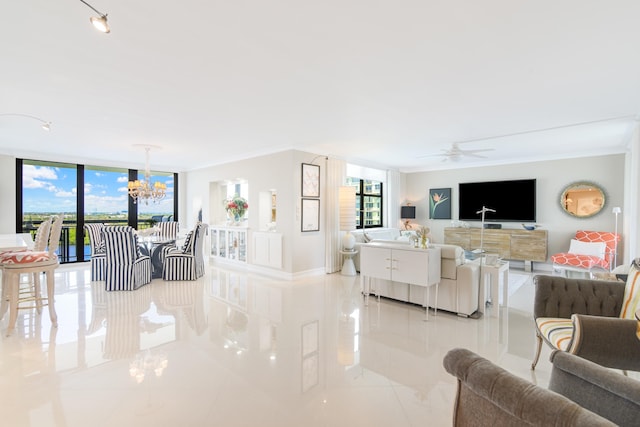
19,160,79,261
345,177,383,229
17,159,177,264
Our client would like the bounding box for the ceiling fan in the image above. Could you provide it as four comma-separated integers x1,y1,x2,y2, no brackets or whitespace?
424,143,495,162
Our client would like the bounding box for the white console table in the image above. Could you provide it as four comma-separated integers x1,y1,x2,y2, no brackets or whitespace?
360,243,441,319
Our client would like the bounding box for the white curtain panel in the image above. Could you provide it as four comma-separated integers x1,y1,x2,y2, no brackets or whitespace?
387,169,400,229
325,158,346,273
626,124,640,264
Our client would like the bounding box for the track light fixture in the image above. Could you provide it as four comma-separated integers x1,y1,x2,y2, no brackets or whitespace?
79,0,110,33
0,113,52,131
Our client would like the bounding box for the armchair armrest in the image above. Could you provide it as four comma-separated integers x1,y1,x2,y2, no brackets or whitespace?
549,350,640,425
533,275,625,319
568,314,640,371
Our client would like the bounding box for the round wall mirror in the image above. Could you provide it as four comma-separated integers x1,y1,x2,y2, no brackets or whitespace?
560,182,606,218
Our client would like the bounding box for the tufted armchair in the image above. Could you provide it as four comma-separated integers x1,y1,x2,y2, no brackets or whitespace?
444,347,640,426
103,226,152,291
531,272,640,372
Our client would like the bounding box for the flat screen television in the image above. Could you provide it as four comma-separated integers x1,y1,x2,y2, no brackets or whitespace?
458,179,536,222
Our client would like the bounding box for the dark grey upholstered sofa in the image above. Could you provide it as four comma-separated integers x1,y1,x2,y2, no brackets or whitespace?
532,274,640,371
444,348,640,426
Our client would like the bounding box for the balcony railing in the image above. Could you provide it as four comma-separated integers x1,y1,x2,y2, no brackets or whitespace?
21,219,156,264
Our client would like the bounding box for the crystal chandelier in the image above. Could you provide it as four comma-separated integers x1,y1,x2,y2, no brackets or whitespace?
129,350,168,384
128,145,167,205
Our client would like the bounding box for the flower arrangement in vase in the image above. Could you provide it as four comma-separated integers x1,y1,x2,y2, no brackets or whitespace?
415,226,430,249
224,194,248,224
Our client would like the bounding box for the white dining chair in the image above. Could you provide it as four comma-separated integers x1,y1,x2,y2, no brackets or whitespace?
0,215,63,336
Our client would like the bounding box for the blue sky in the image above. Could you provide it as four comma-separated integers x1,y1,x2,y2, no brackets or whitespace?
23,164,174,214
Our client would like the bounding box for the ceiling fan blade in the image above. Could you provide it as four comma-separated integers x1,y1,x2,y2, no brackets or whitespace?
418,144,494,160
419,152,449,158
460,148,495,155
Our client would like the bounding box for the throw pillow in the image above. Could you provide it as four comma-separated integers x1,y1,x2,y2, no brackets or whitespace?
363,232,372,243
619,262,640,319
568,239,606,258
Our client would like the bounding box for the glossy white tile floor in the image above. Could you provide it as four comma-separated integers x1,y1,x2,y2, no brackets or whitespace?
0,263,557,427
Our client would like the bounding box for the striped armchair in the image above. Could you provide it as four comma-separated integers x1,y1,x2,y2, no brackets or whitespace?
84,223,106,281
157,221,179,240
162,223,207,281
103,226,152,291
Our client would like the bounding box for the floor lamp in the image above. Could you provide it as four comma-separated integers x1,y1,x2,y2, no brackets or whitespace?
612,206,621,272
477,206,496,305
476,206,496,256
339,186,357,276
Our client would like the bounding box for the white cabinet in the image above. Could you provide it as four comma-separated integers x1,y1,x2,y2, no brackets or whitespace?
253,232,283,269
211,226,247,263
360,243,441,318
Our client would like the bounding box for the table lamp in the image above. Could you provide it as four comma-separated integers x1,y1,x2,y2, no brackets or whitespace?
401,205,416,230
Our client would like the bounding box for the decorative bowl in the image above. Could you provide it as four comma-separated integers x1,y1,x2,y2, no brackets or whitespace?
521,224,538,231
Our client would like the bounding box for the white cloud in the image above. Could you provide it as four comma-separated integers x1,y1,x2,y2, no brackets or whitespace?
116,176,129,183
23,165,58,189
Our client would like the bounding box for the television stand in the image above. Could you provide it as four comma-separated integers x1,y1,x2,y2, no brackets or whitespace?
444,227,547,269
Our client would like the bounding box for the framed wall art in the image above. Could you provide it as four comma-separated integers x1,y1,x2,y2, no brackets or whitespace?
301,163,320,197
301,198,320,232
429,188,452,219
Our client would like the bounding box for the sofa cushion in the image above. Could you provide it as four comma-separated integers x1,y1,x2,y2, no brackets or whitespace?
436,244,464,261
431,244,464,280
441,259,458,280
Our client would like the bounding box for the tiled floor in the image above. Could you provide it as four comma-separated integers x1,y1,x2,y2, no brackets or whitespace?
0,262,556,427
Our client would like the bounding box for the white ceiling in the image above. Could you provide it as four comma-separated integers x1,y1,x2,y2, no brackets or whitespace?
1,1,639,173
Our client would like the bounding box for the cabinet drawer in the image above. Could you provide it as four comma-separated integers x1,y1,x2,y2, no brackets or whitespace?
444,229,470,249
469,233,510,258
511,233,547,261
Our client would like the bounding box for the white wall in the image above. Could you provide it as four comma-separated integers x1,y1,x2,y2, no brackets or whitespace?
404,154,626,266
0,154,16,233
183,150,326,275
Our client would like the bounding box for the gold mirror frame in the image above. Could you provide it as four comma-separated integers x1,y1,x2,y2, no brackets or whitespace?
560,181,606,218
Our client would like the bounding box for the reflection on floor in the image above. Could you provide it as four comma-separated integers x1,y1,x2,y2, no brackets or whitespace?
0,263,563,426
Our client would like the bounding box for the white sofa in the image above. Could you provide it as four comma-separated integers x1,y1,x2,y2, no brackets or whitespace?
412,244,479,317
353,228,480,317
